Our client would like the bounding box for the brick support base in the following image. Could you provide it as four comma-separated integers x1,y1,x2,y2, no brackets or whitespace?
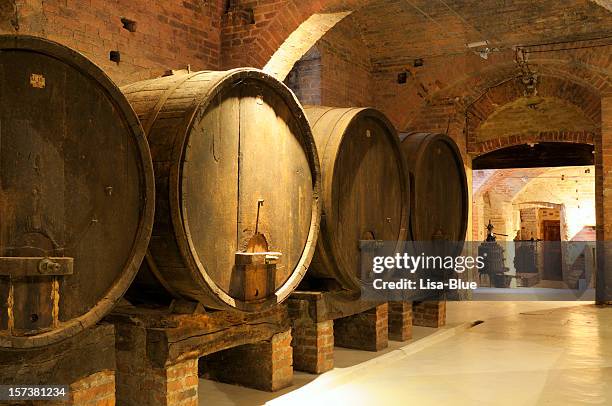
0,324,116,406
112,304,292,403
115,323,198,406
334,303,388,351
63,370,116,406
412,301,446,328
288,291,390,374
388,301,413,341
20,370,116,406
200,329,293,392
292,319,334,374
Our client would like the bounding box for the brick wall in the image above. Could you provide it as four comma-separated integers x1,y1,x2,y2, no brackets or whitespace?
5,1,607,156
115,323,198,406
474,166,595,242
285,46,322,105
475,188,517,241
0,324,116,406
474,166,597,286
285,15,373,107
220,0,291,69
518,168,596,240
520,207,539,240
318,16,373,107
2,0,223,85
519,206,562,240
218,0,612,118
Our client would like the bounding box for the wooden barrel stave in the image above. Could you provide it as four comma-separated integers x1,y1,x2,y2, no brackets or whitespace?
400,132,468,243
0,35,154,348
123,69,321,311
304,106,410,291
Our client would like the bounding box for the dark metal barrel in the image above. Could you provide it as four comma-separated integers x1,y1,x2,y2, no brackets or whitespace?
304,106,410,291
0,35,155,348
122,69,321,312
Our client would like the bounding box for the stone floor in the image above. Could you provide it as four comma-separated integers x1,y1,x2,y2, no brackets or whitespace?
201,301,609,405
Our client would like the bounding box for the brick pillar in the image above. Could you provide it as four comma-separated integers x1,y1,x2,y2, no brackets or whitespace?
200,329,293,392
412,301,446,327
115,324,198,406
334,303,388,351
61,370,115,406
292,319,334,374
388,301,413,341
465,154,473,242
597,97,612,303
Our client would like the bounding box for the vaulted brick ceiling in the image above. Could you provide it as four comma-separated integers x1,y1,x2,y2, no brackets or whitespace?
475,168,554,201
350,0,612,68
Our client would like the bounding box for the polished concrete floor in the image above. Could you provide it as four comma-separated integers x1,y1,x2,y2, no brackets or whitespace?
198,324,441,405
201,301,611,406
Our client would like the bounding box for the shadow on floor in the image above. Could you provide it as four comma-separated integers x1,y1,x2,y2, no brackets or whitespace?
198,326,438,406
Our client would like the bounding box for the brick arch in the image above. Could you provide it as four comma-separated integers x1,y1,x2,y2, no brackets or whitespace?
461,72,602,154
221,0,612,73
262,11,352,80
465,74,602,136
398,59,607,156
592,0,612,12
472,167,551,240
473,166,596,241
221,0,368,70
475,167,551,202
449,53,612,100
390,63,606,148
471,131,596,156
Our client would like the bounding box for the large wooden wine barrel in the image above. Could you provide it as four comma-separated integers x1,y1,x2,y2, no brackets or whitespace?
400,133,468,242
122,69,321,312
0,36,155,348
304,106,410,291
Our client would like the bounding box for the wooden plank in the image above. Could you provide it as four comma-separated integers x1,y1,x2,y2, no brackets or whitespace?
237,81,313,291
0,323,115,385
289,290,379,322
0,279,8,330
110,304,288,368
0,257,73,276
182,81,240,294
